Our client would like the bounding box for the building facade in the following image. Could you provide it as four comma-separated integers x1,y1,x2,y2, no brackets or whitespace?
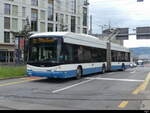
0,0,89,63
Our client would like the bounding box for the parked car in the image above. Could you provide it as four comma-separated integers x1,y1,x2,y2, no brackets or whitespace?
129,62,137,68
133,63,137,67
137,60,144,67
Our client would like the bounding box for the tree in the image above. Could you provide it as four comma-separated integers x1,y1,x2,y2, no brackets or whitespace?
11,17,32,63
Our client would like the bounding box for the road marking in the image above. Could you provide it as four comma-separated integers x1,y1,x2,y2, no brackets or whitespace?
52,79,94,93
130,69,137,74
0,78,42,87
107,73,114,75
20,77,44,80
85,77,144,82
132,72,150,95
118,72,150,109
118,101,128,108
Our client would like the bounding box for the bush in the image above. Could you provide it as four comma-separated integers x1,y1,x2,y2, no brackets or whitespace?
0,66,26,79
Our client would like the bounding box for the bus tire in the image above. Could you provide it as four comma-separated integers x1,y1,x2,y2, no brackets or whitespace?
101,65,106,74
76,66,82,79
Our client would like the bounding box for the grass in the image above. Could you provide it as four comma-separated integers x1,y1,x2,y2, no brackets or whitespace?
0,66,26,79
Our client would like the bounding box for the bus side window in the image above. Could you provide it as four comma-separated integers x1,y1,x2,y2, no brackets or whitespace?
60,44,74,63
73,45,79,63
60,44,68,63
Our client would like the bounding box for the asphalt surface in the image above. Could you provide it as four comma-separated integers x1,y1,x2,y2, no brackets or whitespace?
0,65,150,110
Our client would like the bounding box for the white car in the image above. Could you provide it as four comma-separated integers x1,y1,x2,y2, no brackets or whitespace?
129,63,133,68
133,63,137,67
130,63,137,68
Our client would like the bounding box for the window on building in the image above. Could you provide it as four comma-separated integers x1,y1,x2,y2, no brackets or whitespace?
56,24,58,31
31,9,38,31
0,51,6,62
40,10,45,20
31,9,38,21
65,15,68,24
40,0,45,8
60,24,64,31
77,17,80,25
31,0,38,6
4,32,10,43
22,7,26,18
12,18,18,31
48,23,53,32
83,0,89,6
4,4,11,15
31,21,38,32
12,5,18,16
60,14,64,24
40,22,45,32
22,19,26,29
77,27,80,33
70,0,76,14
48,0,54,21
71,16,76,32
56,13,58,22
83,28,87,34
83,7,88,26
22,0,26,4
4,17,10,29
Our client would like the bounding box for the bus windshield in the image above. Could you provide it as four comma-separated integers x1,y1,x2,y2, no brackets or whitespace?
28,37,61,65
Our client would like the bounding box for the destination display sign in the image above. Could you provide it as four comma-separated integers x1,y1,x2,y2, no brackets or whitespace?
32,38,55,44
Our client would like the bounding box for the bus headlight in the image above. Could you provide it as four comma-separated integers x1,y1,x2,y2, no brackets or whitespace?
27,70,32,75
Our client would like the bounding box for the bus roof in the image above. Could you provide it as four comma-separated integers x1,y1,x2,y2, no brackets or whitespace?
30,32,130,52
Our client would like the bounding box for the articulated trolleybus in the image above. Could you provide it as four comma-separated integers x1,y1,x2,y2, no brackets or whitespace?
27,32,130,79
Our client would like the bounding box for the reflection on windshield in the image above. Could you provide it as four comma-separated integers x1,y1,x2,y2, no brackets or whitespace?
29,38,58,63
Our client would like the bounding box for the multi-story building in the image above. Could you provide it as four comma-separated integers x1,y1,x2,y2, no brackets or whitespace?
0,0,89,63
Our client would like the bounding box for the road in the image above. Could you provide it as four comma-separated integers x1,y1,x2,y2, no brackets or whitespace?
0,65,150,110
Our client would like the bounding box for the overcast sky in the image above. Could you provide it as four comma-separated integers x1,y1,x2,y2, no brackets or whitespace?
89,0,150,48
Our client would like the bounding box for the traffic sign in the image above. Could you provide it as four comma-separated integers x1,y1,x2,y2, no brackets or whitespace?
136,27,150,39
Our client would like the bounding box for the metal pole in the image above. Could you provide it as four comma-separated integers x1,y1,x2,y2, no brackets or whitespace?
107,40,111,71
106,29,120,71
101,26,104,39
90,15,93,35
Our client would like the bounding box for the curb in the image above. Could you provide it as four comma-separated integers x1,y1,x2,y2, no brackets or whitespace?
0,76,26,81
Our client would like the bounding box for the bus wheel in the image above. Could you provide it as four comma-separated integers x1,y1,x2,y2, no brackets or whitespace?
76,67,82,79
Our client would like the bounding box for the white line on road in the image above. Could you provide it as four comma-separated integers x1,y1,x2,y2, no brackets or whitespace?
52,79,94,93
107,73,114,75
130,70,137,74
85,77,144,82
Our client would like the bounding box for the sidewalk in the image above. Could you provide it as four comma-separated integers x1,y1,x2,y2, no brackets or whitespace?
140,83,150,110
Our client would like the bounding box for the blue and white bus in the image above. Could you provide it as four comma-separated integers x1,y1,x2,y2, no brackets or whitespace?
27,32,130,79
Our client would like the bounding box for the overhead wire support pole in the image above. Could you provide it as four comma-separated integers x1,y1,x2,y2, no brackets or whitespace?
106,29,120,71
